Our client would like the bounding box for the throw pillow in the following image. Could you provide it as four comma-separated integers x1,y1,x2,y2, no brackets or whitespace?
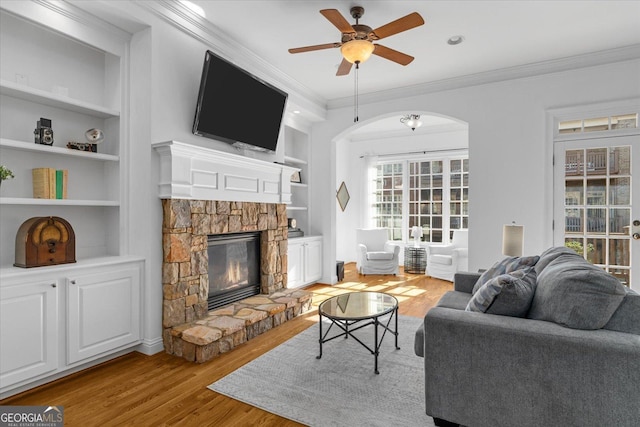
466,267,537,317
528,254,627,330
473,255,540,294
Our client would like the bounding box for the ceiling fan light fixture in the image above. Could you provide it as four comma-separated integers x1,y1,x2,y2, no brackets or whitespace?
401,114,423,131
340,39,375,64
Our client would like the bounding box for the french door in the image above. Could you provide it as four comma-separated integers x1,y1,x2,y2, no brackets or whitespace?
554,136,638,289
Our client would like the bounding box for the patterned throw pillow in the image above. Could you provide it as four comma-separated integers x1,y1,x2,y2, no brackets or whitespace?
466,267,537,317
472,255,540,294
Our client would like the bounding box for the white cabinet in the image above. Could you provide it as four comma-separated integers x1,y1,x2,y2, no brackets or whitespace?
288,236,323,288
67,267,141,364
0,257,143,395
0,280,58,388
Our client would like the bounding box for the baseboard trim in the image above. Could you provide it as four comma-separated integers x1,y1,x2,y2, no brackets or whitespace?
136,337,164,355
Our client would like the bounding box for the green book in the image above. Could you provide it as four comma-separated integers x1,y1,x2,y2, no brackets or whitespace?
56,169,64,199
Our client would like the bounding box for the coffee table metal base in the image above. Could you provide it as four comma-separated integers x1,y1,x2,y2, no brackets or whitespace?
316,307,399,374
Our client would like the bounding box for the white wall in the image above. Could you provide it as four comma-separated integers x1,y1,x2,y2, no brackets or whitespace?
312,59,640,284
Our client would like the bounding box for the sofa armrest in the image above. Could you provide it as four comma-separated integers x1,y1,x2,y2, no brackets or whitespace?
428,244,454,256
453,272,479,293
423,307,640,427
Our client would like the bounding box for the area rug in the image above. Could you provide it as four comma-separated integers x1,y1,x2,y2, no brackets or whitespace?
208,315,435,427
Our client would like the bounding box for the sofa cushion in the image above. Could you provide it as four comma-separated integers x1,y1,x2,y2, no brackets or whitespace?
366,251,394,260
603,287,640,335
473,255,540,294
528,254,627,329
436,291,472,310
466,267,537,317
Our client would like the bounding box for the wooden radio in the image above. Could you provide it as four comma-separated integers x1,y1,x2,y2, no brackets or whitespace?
14,216,76,268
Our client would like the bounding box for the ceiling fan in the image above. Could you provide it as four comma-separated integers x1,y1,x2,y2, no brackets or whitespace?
288,6,424,76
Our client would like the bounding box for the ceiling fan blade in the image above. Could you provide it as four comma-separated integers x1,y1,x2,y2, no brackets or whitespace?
320,9,356,34
288,42,341,54
373,44,415,66
371,12,424,40
336,58,353,76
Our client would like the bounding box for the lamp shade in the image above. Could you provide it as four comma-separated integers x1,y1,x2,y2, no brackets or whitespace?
340,40,375,64
410,226,423,247
502,223,524,257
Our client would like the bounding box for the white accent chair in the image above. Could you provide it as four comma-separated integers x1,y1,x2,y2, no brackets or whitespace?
356,228,400,275
426,229,469,282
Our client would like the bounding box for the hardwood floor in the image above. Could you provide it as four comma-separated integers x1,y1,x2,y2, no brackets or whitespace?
0,263,451,426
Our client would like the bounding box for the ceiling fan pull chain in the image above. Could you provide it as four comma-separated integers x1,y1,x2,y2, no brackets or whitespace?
354,62,359,122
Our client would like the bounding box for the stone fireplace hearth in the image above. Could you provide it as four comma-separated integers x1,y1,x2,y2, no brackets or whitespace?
155,141,313,363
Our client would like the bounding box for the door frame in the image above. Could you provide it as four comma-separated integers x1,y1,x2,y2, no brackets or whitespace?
546,98,640,289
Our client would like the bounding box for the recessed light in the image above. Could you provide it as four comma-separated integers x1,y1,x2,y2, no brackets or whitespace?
447,35,465,45
293,110,301,114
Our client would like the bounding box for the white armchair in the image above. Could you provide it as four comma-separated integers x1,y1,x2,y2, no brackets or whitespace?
356,228,400,275
426,229,469,282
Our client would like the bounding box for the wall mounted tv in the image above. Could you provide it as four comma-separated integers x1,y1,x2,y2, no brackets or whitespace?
192,50,288,153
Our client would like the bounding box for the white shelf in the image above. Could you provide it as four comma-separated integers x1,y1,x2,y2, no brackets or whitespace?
284,155,308,166
0,79,119,119
286,206,308,211
0,138,119,161
0,197,119,207
291,182,308,188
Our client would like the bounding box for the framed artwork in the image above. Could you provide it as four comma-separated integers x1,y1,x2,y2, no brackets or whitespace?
336,181,350,211
291,170,302,183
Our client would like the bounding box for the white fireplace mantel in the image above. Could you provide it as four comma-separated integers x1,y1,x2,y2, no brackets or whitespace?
152,141,299,204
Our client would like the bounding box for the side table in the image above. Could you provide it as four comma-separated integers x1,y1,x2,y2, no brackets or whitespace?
404,246,426,274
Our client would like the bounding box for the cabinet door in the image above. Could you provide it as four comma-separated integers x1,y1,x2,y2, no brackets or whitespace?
67,266,141,364
0,281,58,388
304,239,323,283
287,241,305,289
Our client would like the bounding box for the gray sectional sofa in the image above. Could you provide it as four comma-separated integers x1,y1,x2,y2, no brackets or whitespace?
415,247,640,427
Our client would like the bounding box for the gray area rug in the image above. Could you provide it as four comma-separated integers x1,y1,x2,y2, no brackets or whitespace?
209,314,435,427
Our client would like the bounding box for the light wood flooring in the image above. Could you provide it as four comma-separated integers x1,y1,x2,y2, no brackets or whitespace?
0,263,451,426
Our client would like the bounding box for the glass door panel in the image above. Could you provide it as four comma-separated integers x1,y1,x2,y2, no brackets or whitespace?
555,136,637,288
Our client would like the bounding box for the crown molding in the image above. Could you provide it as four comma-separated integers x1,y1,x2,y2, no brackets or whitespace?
135,0,326,122
328,44,640,110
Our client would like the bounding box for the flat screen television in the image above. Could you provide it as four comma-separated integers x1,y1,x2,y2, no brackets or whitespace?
192,50,288,153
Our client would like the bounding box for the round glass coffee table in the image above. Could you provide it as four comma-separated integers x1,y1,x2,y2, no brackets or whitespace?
317,291,399,374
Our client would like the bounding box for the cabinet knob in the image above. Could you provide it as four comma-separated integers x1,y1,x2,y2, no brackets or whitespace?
51,283,56,288
70,280,76,285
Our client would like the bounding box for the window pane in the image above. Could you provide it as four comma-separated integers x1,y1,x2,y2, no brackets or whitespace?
586,148,607,175
609,146,631,175
565,238,586,256
584,117,609,132
609,239,630,267
609,208,630,235
565,180,583,205
586,179,606,205
565,150,584,176
450,217,461,229
450,159,461,173
565,208,583,233
611,114,637,130
432,175,443,187
586,238,606,264
609,177,630,205
586,208,606,234
450,174,461,187
432,161,442,173
463,159,469,172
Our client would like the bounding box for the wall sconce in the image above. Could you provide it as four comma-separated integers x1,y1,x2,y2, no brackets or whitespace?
502,222,524,257
400,114,423,131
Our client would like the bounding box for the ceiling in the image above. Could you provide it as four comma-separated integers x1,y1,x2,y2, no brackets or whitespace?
190,0,640,104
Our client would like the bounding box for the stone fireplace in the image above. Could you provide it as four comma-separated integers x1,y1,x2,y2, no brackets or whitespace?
155,141,313,363
162,198,289,329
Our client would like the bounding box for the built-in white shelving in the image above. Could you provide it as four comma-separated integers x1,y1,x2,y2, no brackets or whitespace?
0,197,119,206
0,79,120,118
0,138,119,161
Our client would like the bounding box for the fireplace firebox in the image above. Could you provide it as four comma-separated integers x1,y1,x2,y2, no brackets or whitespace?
207,231,261,310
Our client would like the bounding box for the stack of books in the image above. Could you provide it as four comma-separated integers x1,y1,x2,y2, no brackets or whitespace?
32,168,68,199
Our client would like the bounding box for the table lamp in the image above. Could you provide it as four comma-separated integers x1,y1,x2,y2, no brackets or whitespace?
502,222,524,257
410,226,423,247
